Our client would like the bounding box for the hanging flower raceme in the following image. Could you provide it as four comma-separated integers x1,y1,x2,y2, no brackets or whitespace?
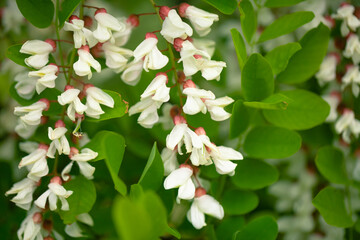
332,3,360,36
93,8,125,43
323,91,341,122
335,108,360,143
187,187,224,229
17,210,43,240
35,176,73,211
178,3,219,36
73,45,101,79
28,64,59,94
62,147,98,181
47,120,70,158
58,85,88,121
315,53,340,87
14,98,50,126
20,39,56,69
103,42,133,73
5,178,37,210
133,32,169,72
341,64,360,97
83,84,114,119
19,143,50,181
159,6,193,43
64,15,98,48
343,34,360,64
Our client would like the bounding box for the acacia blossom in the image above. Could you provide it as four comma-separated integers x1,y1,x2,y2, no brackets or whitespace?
58,86,87,121
20,39,56,69
28,64,59,94
93,8,125,43
64,15,98,48
84,84,115,119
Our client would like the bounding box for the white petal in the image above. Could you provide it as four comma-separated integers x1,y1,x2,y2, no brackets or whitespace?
187,202,206,229
196,195,224,219
164,167,193,189
166,124,187,150
178,178,195,200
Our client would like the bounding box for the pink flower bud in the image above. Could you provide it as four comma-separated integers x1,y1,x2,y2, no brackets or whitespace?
55,120,66,128
38,143,49,151
69,147,79,158
42,219,53,232
145,32,157,39
32,212,43,224
95,8,107,16
340,2,350,7
40,116,49,125
127,14,139,27
195,187,206,198
64,85,75,91
159,6,170,20
194,54,202,59
183,79,196,89
173,115,187,125
69,15,80,23
50,176,62,185
170,106,181,119
195,127,206,136
343,108,353,115
45,39,56,52
179,164,193,171
38,98,50,111
91,42,103,58
80,45,90,52
156,72,168,83
173,38,184,52
83,16,93,27
83,84,94,93
178,3,190,18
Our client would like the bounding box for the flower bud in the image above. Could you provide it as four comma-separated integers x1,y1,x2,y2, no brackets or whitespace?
40,116,49,125
127,14,139,27
50,176,63,185
178,3,190,17
84,16,93,27
64,85,75,91
173,115,186,125
95,8,107,15
183,79,196,89
45,39,56,52
38,143,49,151
69,147,79,158
145,32,157,39
32,212,43,224
38,98,50,111
195,187,206,198
170,106,181,119
159,6,170,20
174,38,184,52
179,164,193,170
55,120,66,128
195,127,206,136
42,219,53,232
80,45,90,52
69,15,80,23
156,72,168,83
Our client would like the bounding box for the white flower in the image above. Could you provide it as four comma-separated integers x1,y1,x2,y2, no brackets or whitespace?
166,115,203,154
14,72,37,100
121,60,143,86
182,80,215,115
332,4,360,36
64,16,98,48
14,99,49,126
35,176,73,211
84,84,114,119
28,64,59,94
343,34,360,64
19,144,49,181
61,147,98,180
159,7,193,43
128,97,161,128
204,96,234,121
342,65,360,97
164,165,196,202
316,54,339,87
17,209,43,240
133,33,169,72
190,127,217,166
192,38,215,57
93,8,125,43
103,42,133,73
187,188,224,229
113,15,138,46
210,146,243,175
15,120,38,139
73,46,101,79
335,109,360,143
194,55,226,81
141,73,170,102
65,213,94,238
179,3,219,36
47,120,70,158
20,39,55,69
5,178,37,210
161,147,178,175
58,86,87,121
323,92,341,122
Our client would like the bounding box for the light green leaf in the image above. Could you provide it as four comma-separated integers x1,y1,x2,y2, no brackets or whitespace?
265,43,302,75
138,142,164,191
83,131,127,195
277,23,330,84
244,126,302,159
16,0,54,28
222,190,259,215
230,100,249,138
265,0,306,8
315,146,348,185
6,45,31,68
232,159,278,190
263,89,330,130
242,53,274,101
86,90,128,122
234,216,278,240
313,187,354,228
240,0,257,44
231,28,247,70
201,0,237,15
59,176,96,224
243,93,292,110
59,0,82,28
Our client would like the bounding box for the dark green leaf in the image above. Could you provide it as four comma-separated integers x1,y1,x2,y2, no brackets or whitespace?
234,216,278,240
16,0,54,28
59,0,82,28
276,24,330,84
201,0,237,15
231,28,247,70
243,93,292,110
240,0,257,44
313,187,354,228
138,142,164,191
216,216,245,240
265,43,302,75
242,53,274,101
222,190,259,215
232,159,278,190
230,100,249,138
244,126,301,159
265,0,306,8
6,45,32,68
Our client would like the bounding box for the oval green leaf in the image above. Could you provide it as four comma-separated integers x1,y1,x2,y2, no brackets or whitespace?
230,100,249,138
216,216,245,240
265,0,306,8
6,44,32,68
59,0,82,28
201,0,237,15
222,190,259,215
234,216,278,240
16,0,54,28
240,0,257,44
231,28,247,70
265,43,302,75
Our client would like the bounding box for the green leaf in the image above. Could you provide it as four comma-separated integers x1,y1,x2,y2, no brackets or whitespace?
263,89,330,130
59,0,82,28
6,45,32,68
244,126,301,159
86,90,128,122
243,93,292,110
265,0,306,8
222,190,259,215
216,216,245,240
201,0,237,15
240,0,257,44
235,216,278,240
242,53,274,101
265,43,302,75
313,187,354,228
83,131,127,195
230,100,249,138
138,142,164,191
315,146,348,184
16,0,54,28
276,24,330,84
232,159,278,190
259,12,314,43
59,176,96,224
231,28,247,70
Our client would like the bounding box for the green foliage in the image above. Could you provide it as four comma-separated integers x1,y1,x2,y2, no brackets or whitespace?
241,53,274,101
201,0,237,14
216,216,245,240
258,12,314,43
59,176,97,224
6,44,31,68
265,0,306,8
313,187,354,228
315,146,349,184
240,0,257,44
263,89,330,130
58,0,82,28
265,43,301,75
138,142,164,191
222,189,259,215
230,100,249,138
243,93,292,110
277,24,330,84
243,126,302,159
232,159,279,190
234,216,278,240
16,0,54,28
231,28,247,70
84,131,127,195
